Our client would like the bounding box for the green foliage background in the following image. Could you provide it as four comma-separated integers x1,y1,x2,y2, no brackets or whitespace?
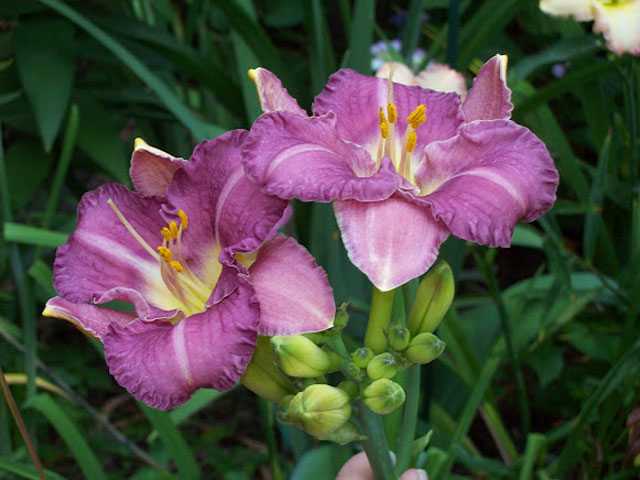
0,0,639,478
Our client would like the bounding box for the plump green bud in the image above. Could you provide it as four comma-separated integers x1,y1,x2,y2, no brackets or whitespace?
407,261,454,336
319,422,366,445
271,335,340,378
347,362,365,381
388,322,411,351
351,347,374,368
276,395,295,424
337,380,359,400
241,337,295,402
333,303,349,329
288,385,352,437
404,333,445,365
366,352,398,380
362,379,405,415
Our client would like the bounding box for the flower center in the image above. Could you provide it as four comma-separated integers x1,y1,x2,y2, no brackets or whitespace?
107,199,213,316
376,66,427,185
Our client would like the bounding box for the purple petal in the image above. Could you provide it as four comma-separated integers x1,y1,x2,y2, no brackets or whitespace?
53,182,184,320
312,69,464,153
248,68,306,116
418,120,558,247
462,55,512,122
163,130,290,288
43,296,136,341
242,110,399,202
103,280,260,410
334,194,449,291
249,234,335,336
130,139,187,197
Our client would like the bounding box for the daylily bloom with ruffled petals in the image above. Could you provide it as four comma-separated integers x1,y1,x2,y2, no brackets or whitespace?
43,131,335,410
540,0,640,56
242,56,559,291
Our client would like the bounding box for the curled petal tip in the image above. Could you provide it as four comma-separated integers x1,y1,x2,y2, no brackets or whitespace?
497,54,508,81
134,137,148,150
247,68,258,82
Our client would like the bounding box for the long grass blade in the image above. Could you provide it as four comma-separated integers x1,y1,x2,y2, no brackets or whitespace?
347,0,374,74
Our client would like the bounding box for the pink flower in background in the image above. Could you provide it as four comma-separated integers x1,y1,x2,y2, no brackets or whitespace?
376,61,468,100
540,0,640,56
43,132,335,410
242,55,558,291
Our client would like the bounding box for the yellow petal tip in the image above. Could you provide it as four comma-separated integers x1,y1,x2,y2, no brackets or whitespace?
134,137,148,151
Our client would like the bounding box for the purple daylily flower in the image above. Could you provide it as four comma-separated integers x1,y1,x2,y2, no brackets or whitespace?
43,131,335,410
242,55,559,291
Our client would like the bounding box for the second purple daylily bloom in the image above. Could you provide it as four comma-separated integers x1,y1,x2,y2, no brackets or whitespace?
242,55,559,291
43,131,335,410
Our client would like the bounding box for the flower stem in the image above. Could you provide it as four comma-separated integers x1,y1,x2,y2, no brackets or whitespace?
258,399,284,480
395,365,421,473
359,405,398,480
364,287,396,354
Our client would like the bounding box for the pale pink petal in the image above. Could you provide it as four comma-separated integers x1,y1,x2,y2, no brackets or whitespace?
539,0,595,21
129,138,187,197
462,55,512,122
418,120,558,247
593,0,640,56
416,63,468,101
249,234,335,336
104,280,259,410
43,296,136,341
334,194,449,291
248,68,307,115
375,62,417,86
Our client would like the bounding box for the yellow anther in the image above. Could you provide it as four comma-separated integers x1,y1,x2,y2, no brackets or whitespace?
379,107,389,139
169,221,179,238
169,261,184,272
406,131,417,153
387,103,398,124
407,105,427,129
157,246,172,262
177,210,188,230
161,227,173,241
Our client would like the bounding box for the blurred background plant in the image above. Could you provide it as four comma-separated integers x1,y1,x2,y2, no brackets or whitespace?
0,0,639,479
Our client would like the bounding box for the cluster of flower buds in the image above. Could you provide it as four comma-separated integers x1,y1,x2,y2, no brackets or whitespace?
242,262,454,441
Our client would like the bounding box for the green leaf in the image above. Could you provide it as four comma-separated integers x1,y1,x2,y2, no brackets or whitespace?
0,457,67,480
290,445,352,480
511,224,544,249
139,403,201,479
27,394,108,480
38,0,221,141
3,222,68,248
527,341,563,388
583,133,611,262
14,19,75,152
4,139,52,212
346,0,374,74
27,259,56,297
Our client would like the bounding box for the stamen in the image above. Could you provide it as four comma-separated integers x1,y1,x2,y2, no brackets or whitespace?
387,103,397,124
170,261,184,272
169,221,179,239
407,105,427,129
178,210,188,229
378,107,389,139
406,131,417,153
161,227,173,241
157,246,172,262
107,199,159,261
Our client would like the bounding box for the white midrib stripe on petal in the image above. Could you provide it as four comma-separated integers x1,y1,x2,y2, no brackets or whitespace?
215,166,244,247
265,144,335,179
452,168,527,210
173,320,194,388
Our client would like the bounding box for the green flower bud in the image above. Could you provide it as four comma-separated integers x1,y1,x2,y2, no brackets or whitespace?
333,303,349,329
404,333,445,365
388,322,410,351
271,335,340,378
337,380,358,400
362,379,405,415
366,352,398,380
319,422,366,445
407,261,454,336
351,347,374,368
276,395,295,424
241,337,295,402
347,362,365,381
289,385,352,437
